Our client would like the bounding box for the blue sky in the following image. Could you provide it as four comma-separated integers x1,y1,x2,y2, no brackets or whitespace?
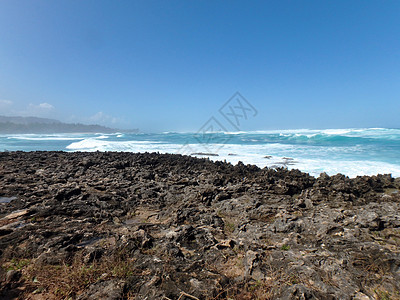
0,0,399,132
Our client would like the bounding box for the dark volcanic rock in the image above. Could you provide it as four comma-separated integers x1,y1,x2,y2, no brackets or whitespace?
0,151,400,299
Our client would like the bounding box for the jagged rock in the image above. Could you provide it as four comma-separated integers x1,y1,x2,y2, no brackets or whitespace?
0,151,399,299
278,284,325,300
77,279,125,300
5,270,21,282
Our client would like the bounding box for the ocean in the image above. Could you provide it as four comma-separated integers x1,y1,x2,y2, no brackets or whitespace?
1,128,400,178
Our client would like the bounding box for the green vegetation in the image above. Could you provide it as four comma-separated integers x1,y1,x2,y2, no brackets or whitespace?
375,289,392,300
281,244,290,251
0,115,138,133
0,121,116,134
224,221,236,234
4,258,31,271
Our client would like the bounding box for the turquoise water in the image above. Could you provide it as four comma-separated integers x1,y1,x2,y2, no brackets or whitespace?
1,128,400,178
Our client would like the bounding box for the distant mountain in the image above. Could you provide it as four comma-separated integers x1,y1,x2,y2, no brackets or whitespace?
0,116,137,134
0,116,62,125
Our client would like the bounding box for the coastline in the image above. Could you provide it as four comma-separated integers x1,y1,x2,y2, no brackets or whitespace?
1,151,400,299
2,128,400,178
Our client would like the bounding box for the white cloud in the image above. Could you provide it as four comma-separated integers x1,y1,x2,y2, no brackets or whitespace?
38,102,54,109
0,100,57,117
89,111,119,125
20,102,56,117
0,99,13,106
28,102,55,111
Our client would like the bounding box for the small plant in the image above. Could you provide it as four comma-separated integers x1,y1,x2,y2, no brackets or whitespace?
281,244,290,251
224,221,236,234
248,280,263,292
111,259,135,277
375,289,391,300
4,258,30,271
288,274,299,285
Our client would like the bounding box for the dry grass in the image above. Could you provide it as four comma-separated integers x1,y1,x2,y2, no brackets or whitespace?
3,242,396,299
207,254,307,300
5,248,138,299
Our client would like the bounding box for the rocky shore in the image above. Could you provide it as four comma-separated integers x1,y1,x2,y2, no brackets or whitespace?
1,151,400,299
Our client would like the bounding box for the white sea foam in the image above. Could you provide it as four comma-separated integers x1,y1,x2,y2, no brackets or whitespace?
7,134,85,141
5,128,398,178
66,139,163,151
223,131,247,135
207,150,400,178
64,139,400,178
222,128,400,137
95,135,110,139
321,129,352,135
